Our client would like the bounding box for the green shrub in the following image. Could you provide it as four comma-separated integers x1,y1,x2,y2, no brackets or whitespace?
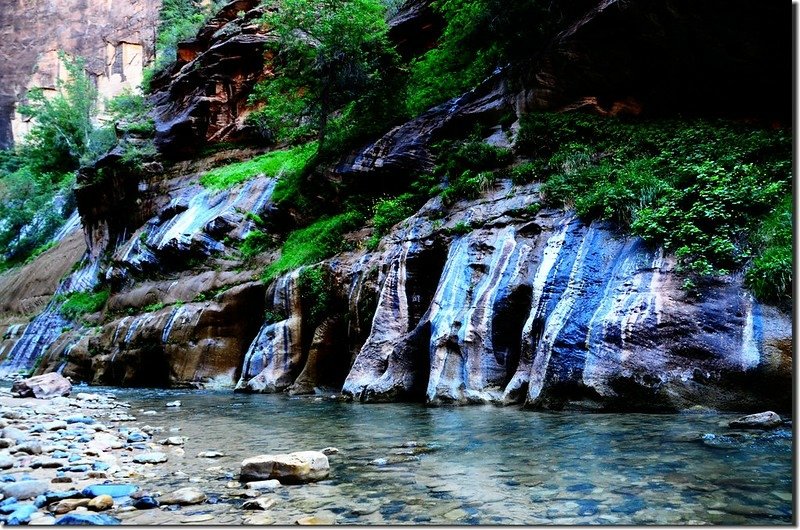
366,193,418,250
59,289,110,320
447,220,472,236
200,142,317,190
239,229,275,261
520,112,790,296
262,211,365,283
745,195,792,305
298,266,332,327
142,301,166,312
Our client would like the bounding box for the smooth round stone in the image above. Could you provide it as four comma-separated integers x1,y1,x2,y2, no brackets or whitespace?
65,416,95,425
165,401,181,408
159,436,184,446
126,433,147,443
244,480,281,491
198,451,225,458
158,487,207,506
81,484,138,499
133,496,159,510
1,480,50,500
88,495,114,511
242,496,276,511
133,452,168,464
15,442,42,455
53,498,91,515
296,514,336,525
0,454,15,470
6,503,38,525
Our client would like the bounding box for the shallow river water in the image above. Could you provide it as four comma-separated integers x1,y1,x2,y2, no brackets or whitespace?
101,387,791,525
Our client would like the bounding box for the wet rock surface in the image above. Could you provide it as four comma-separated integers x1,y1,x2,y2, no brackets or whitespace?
11,373,72,399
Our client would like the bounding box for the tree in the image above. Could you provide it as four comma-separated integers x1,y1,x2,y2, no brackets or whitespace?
18,52,113,174
251,0,401,155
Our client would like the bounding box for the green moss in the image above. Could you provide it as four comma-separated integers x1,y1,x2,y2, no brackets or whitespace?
59,289,110,320
142,302,166,312
262,211,364,284
199,142,317,191
239,230,276,261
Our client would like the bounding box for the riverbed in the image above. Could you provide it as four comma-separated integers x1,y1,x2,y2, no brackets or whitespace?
102,387,791,525
0,383,792,525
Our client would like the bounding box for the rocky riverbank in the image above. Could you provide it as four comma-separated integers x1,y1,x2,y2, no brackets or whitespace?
0,388,342,525
0,382,793,525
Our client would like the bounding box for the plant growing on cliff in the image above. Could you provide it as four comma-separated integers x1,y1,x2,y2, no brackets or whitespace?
518,112,791,299
58,289,111,321
249,0,401,155
262,211,364,283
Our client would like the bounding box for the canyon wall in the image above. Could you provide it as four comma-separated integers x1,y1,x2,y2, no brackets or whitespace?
0,0,161,147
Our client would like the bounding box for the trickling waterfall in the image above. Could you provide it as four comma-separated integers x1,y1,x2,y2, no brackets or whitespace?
740,293,762,370
162,306,183,344
236,269,304,392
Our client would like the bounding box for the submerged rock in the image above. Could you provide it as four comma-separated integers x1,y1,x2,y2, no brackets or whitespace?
729,411,783,430
54,513,121,525
158,487,207,505
133,452,168,464
240,451,330,484
81,484,138,499
11,373,72,399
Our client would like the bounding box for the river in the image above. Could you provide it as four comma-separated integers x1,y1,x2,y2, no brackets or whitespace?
92,386,793,525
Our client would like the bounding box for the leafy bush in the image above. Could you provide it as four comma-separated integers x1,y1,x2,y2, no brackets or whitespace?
59,289,110,320
248,0,402,155
262,211,365,283
366,193,418,250
298,266,333,327
519,112,791,297
239,229,275,261
18,52,114,173
405,0,557,115
432,136,513,203
200,142,317,190
744,195,792,305
146,0,222,82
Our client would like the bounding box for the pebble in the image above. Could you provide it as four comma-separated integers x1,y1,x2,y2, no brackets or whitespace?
242,513,275,525
244,480,281,491
158,487,207,505
320,447,339,455
81,484,138,498
198,451,225,458
133,496,159,510
54,512,121,525
0,454,15,470
242,496,276,510
133,452,168,464
165,401,181,408
1,480,50,500
159,436,184,446
296,514,336,525
0,438,14,448
88,495,114,511
53,498,91,514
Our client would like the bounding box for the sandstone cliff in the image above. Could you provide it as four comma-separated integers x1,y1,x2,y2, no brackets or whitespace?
0,0,161,147
0,0,790,412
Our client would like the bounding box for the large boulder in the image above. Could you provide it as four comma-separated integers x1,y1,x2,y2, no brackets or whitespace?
11,372,72,399
240,451,330,484
729,411,783,430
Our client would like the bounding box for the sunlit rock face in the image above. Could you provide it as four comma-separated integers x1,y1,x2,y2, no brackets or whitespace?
0,0,160,148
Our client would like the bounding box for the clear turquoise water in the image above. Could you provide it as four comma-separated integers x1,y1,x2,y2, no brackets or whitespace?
109,387,792,525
